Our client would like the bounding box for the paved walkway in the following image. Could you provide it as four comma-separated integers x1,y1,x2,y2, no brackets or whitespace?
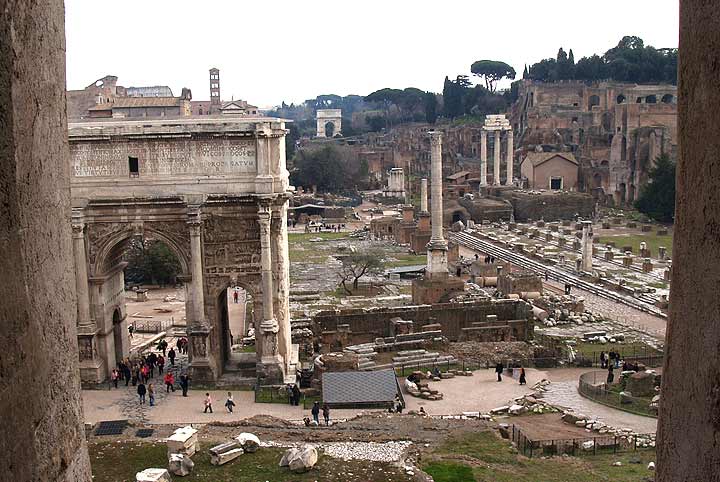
542,379,657,434
83,364,656,433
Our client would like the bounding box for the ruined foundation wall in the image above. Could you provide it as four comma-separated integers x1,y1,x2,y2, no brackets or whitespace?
502,191,594,221
657,4,720,481
314,300,532,342
0,1,92,480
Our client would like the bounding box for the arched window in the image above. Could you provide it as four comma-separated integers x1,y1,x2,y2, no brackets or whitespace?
646,95,657,104
616,94,626,104
661,94,674,104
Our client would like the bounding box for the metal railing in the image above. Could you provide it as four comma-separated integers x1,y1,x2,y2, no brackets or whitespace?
578,371,658,418
131,319,173,333
394,357,559,377
511,424,655,458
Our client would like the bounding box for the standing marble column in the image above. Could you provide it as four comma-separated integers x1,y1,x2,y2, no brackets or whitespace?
271,200,292,375
71,220,92,329
420,178,428,213
426,131,448,279
506,130,514,186
581,220,593,272
188,210,205,326
480,130,487,187
493,130,501,186
258,203,280,365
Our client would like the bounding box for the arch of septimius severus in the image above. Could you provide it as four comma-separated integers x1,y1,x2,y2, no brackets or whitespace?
69,117,295,384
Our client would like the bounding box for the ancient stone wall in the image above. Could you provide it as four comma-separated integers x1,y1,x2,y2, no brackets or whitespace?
0,1,92,479
499,191,594,221
657,3,720,480
314,300,532,342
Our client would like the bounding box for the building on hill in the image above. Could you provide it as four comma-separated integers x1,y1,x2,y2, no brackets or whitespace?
520,151,579,190
510,79,677,205
68,76,193,119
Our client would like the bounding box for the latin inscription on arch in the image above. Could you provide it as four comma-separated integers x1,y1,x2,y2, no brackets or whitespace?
71,139,257,177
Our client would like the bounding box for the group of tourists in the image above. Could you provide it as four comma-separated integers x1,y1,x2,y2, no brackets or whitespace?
495,362,527,385
599,350,623,369
285,383,302,406
310,401,331,426
109,335,192,407
112,353,165,389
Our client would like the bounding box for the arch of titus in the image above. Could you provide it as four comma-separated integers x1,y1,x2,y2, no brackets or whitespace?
480,114,514,187
69,117,295,385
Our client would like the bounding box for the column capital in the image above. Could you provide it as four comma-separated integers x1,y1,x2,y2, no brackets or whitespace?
429,130,443,145
71,222,85,238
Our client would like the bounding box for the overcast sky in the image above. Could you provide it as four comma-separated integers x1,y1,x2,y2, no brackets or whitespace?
65,0,679,108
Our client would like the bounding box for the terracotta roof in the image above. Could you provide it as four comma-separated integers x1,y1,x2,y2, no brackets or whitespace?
88,97,184,110
522,152,578,167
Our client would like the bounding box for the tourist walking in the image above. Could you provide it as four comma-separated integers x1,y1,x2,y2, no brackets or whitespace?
111,369,119,389
600,351,607,368
164,372,175,393
495,362,504,382
148,383,155,406
157,354,165,374
322,403,330,426
180,374,190,397
168,348,176,366
233,290,239,304
225,392,235,413
519,367,527,385
137,382,146,405
204,393,213,413
128,324,134,338
607,365,615,385
311,401,320,424
394,396,403,414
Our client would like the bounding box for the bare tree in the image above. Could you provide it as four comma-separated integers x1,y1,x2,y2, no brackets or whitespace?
336,249,384,295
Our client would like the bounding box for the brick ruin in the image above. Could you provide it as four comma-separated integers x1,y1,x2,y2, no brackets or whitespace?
314,298,533,350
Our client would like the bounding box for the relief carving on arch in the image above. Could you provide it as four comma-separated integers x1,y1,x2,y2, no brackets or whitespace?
203,213,262,275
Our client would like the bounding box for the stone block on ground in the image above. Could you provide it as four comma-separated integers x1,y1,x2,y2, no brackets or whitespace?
168,453,194,477
285,445,319,473
136,468,171,482
210,448,244,466
279,448,299,467
234,432,261,453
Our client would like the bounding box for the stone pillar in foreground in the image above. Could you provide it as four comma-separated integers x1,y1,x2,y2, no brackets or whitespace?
420,178,428,213
426,131,448,280
657,3,720,480
493,130,501,186
480,130,487,187
271,200,292,378
0,1,92,479
581,221,593,272
506,129,514,185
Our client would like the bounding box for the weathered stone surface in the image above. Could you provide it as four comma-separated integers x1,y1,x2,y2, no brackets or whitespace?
168,453,195,477
626,371,655,397
0,2,92,481
288,446,319,473
234,432,261,453
210,448,244,466
279,448,299,467
136,468,172,482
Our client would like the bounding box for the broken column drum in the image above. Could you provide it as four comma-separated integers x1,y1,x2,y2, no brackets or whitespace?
420,178,428,213
581,221,593,272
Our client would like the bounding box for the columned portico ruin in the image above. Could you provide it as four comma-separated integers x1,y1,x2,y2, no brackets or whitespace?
68,117,295,385
480,115,514,186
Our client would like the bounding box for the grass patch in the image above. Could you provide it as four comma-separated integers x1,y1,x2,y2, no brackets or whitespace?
90,440,411,482
384,253,426,268
288,232,347,243
288,232,347,262
424,431,657,482
597,233,673,258
424,461,475,482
